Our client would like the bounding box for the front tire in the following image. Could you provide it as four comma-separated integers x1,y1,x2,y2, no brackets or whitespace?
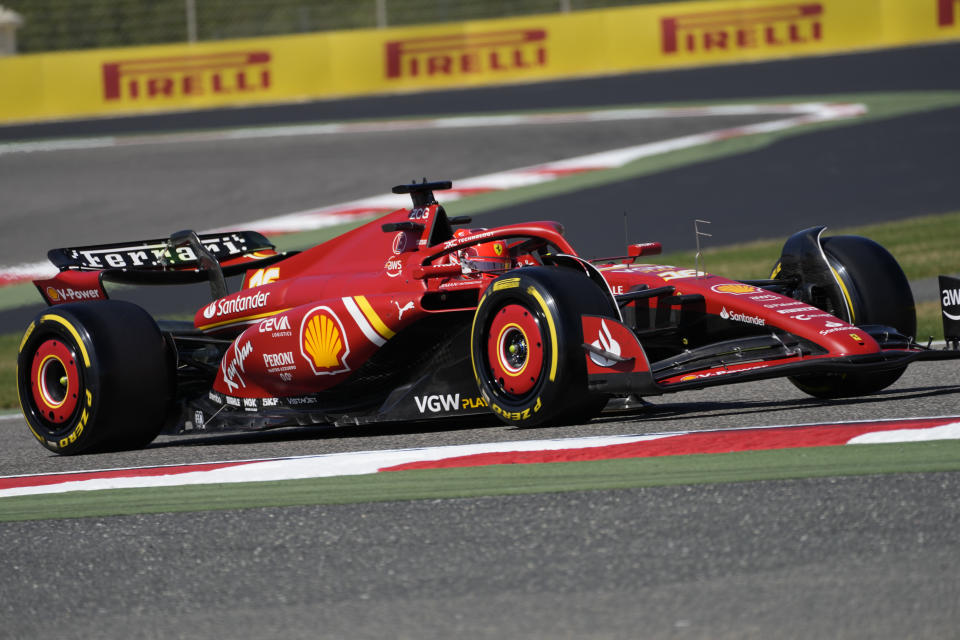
785,235,916,399
17,301,174,454
470,267,617,427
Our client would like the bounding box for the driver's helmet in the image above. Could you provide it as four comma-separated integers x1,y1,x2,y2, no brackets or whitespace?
452,228,510,273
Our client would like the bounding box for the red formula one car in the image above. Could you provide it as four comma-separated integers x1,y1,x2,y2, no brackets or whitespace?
17,181,960,454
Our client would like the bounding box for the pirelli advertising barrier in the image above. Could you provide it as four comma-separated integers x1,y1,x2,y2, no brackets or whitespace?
2,0,960,124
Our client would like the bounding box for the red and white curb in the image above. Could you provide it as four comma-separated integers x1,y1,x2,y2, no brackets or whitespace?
0,102,864,288
1,415,956,499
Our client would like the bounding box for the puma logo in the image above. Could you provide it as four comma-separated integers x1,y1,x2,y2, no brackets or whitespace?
394,300,414,319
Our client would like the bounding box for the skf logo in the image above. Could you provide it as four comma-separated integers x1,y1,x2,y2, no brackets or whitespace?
661,3,823,55
940,0,960,27
102,51,271,101
385,29,547,79
300,306,350,376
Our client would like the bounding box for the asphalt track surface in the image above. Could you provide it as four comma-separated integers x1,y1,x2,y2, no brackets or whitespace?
0,112,785,267
3,45,960,638
2,363,960,638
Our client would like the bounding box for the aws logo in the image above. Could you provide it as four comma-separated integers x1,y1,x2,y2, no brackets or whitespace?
300,306,350,375
943,287,960,320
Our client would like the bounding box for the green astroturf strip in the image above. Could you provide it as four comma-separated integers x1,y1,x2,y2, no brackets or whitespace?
2,439,960,522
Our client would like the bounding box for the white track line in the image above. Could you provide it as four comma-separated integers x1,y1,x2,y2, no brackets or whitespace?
2,414,958,499
0,102,865,287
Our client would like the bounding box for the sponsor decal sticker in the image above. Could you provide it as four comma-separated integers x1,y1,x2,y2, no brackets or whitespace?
205,291,271,320
102,50,272,102
263,351,296,373
247,267,279,288
712,283,760,295
719,307,766,326
221,340,253,393
776,306,819,314
393,300,415,319
661,3,823,55
461,396,488,410
658,269,700,281
677,364,767,381
392,232,408,255
385,29,547,79
943,285,960,320
385,255,404,278
44,286,102,302
258,314,292,337
300,306,350,376
415,394,461,413
750,293,780,301
413,393,491,413
589,319,622,367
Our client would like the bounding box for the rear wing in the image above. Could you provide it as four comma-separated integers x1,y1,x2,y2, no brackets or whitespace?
36,230,295,306
48,230,275,272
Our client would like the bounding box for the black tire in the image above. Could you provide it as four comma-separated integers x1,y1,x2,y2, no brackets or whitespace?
17,300,175,455
786,235,916,399
470,266,617,427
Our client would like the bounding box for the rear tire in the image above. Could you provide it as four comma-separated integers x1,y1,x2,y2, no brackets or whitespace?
471,267,617,427
17,301,175,455
785,235,915,399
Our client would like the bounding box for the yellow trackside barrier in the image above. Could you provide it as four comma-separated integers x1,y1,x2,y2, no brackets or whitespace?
1,0,959,124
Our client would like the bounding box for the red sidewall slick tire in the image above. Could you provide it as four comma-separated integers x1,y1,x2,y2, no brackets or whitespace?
470,267,617,427
17,301,175,455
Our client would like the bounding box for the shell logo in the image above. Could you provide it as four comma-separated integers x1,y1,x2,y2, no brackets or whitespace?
46,287,60,301
680,374,698,382
711,283,759,295
300,306,350,375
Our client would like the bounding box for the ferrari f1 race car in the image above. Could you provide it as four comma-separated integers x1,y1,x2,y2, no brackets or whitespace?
17,180,960,455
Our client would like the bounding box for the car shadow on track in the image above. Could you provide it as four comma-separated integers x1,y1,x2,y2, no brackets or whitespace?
145,415,504,450
590,384,960,427
141,384,960,452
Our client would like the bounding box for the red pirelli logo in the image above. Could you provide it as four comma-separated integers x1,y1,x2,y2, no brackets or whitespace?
661,3,823,54
939,0,960,26
385,29,547,79
102,51,271,101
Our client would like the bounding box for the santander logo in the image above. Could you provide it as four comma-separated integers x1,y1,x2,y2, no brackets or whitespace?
589,319,621,367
